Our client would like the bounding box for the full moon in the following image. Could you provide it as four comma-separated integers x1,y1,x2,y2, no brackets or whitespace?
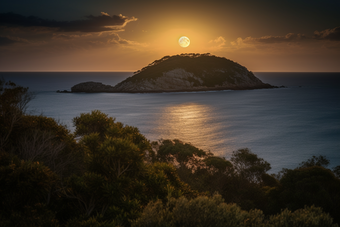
178,36,190,48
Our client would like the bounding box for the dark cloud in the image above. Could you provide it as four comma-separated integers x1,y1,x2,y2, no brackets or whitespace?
238,26,340,45
314,27,340,41
0,36,18,45
0,12,137,32
243,33,309,44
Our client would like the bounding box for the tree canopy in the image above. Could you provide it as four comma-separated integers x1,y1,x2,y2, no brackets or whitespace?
0,79,339,226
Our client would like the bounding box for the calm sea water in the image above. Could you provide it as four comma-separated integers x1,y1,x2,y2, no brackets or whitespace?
1,72,340,173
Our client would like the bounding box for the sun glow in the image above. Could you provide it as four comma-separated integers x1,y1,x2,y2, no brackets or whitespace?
178,36,190,48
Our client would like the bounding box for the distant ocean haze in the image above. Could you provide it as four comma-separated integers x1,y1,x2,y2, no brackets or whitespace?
1,72,340,173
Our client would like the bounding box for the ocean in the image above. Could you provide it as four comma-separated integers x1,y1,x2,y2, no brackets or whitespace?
1,72,340,173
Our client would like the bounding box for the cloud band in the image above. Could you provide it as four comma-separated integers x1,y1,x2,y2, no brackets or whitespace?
0,12,137,32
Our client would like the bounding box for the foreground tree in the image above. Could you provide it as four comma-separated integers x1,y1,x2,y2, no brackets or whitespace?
298,155,330,169
61,111,191,226
268,165,340,224
10,114,82,179
1,80,339,226
155,139,211,168
231,148,271,184
154,141,275,211
0,152,59,226
333,165,340,178
0,79,33,150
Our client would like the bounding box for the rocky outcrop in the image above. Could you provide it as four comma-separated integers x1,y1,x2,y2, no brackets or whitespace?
113,54,276,92
113,67,272,92
71,81,115,92
113,68,200,91
68,54,277,93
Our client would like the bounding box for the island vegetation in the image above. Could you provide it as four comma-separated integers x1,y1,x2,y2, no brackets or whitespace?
1,78,340,227
129,53,256,84
68,54,277,93
113,53,277,92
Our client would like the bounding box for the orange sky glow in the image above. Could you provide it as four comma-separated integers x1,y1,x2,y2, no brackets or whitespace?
1,0,339,72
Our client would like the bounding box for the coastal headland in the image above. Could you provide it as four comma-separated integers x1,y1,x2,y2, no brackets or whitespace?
60,53,278,93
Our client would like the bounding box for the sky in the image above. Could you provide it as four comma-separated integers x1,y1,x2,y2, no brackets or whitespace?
0,0,339,72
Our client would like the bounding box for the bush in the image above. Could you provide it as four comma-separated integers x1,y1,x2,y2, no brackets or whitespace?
269,166,340,223
268,206,338,227
65,214,118,227
133,194,258,227
0,203,59,227
133,194,338,227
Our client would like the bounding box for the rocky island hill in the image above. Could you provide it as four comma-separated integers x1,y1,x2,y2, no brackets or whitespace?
70,53,277,93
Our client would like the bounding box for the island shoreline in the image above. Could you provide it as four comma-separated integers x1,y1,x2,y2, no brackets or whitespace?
57,84,281,94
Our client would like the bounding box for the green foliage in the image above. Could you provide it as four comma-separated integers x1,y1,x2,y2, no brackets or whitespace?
0,154,60,226
154,142,274,212
333,165,340,178
68,111,152,220
156,139,210,167
0,78,33,149
118,53,263,88
267,206,338,227
133,195,338,227
261,173,279,187
73,110,116,138
154,139,228,197
172,155,234,199
104,199,141,226
0,203,60,227
17,115,73,143
268,166,340,224
66,111,189,225
65,172,108,216
137,162,193,204
221,174,268,211
299,155,330,168
231,148,271,184
74,110,151,155
65,214,118,227
133,193,251,227
87,137,143,179
107,124,151,153
0,79,31,114
64,170,143,223
203,156,232,174
1,83,339,226
0,156,58,210
10,115,82,177
167,195,247,227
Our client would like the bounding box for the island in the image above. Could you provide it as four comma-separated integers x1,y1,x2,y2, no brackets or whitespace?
68,53,277,93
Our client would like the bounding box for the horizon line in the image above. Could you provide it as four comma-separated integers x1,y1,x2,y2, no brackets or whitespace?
1,70,340,73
